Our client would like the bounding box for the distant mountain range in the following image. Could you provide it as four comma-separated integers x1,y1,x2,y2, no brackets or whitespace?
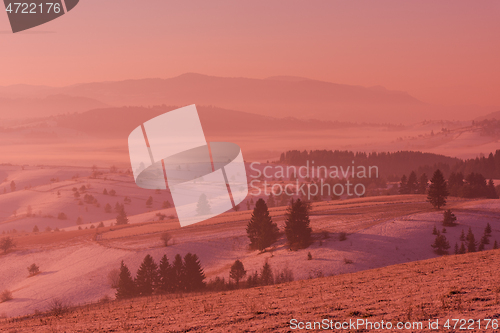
0,73,497,123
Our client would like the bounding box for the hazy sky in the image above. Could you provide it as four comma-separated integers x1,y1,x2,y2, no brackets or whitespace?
1,0,499,107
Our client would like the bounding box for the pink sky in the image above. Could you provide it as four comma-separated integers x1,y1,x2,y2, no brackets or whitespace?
1,0,500,107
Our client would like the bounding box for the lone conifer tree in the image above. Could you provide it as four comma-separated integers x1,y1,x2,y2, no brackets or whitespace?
284,199,312,249
459,229,466,241
229,260,246,286
246,198,279,251
116,261,136,299
493,240,498,249
115,207,129,225
196,193,211,216
485,223,492,237
146,196,153,208
427,169,449,209
431,234,450,255
135,254,159,296
183,253,205,292
442,210,457,226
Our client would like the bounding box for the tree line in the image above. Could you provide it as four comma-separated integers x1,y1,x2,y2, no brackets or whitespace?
279,149,500,181
115,253,205,299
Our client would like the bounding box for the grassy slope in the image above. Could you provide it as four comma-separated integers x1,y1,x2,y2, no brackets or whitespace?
2,249,499,332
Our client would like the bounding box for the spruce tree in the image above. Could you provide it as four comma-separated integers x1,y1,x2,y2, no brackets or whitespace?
407,171,418,194
399,175,409,194
427,169,449,209
442,210,457,227
432,226,438,235
172,254,185,291
229,260,246,286
183,253,205,292
459,242,466,254
260,261,274,286
431,234,450,255
246,198,279,251
418,173,428,194
116,261,136,299
135,254,159,296
493,240,498,249
466,228,477,253
116,207,129,225
196,193,211,216
284,199,312,249
485,223,492,237
459,229,466,241
454,243,459,255
158,254,175,293
146,196,153,208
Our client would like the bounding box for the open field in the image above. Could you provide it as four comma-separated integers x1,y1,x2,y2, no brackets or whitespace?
1,249,500,332
1,192,498,320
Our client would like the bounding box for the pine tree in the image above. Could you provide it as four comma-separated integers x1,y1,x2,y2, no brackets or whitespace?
116,261,136,299
183,253,205,292
229,260,246,286
158,255,175,293
104,203,112,213
485,223,492,237
135,254,159,296
116,207,129,225
32,225,39,233
458,242,466,254
418,173,428,194
399,175,409,194
172,254,184,291
454,243,459,255
459,229,466,241
480,233,489,245
407,171,418,194
493,240,498,249
487,179,499,199
196,193,211,216
432,226,439,235
478,239,485,251
260,261,274,286
431,234,450,255
246,198,279,251
427,169,449,209
442,210,457,226
146,196,153,208
466,228,476,253
284,199,312,249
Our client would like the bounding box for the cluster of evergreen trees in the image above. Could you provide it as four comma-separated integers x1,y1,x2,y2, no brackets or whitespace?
448,172,498,199
399,171,428,194
246,198,312,251
115,253,205,299
431,210,497,255
208,260,294,291
279,149,500,181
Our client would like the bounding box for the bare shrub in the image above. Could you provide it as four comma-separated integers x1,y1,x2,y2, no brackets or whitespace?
344,258,353,264
0,290,13,303
48,298,69,316
107,268,120,288
160,232,172,247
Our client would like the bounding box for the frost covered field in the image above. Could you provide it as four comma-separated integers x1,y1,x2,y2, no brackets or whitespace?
1,170,498,320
